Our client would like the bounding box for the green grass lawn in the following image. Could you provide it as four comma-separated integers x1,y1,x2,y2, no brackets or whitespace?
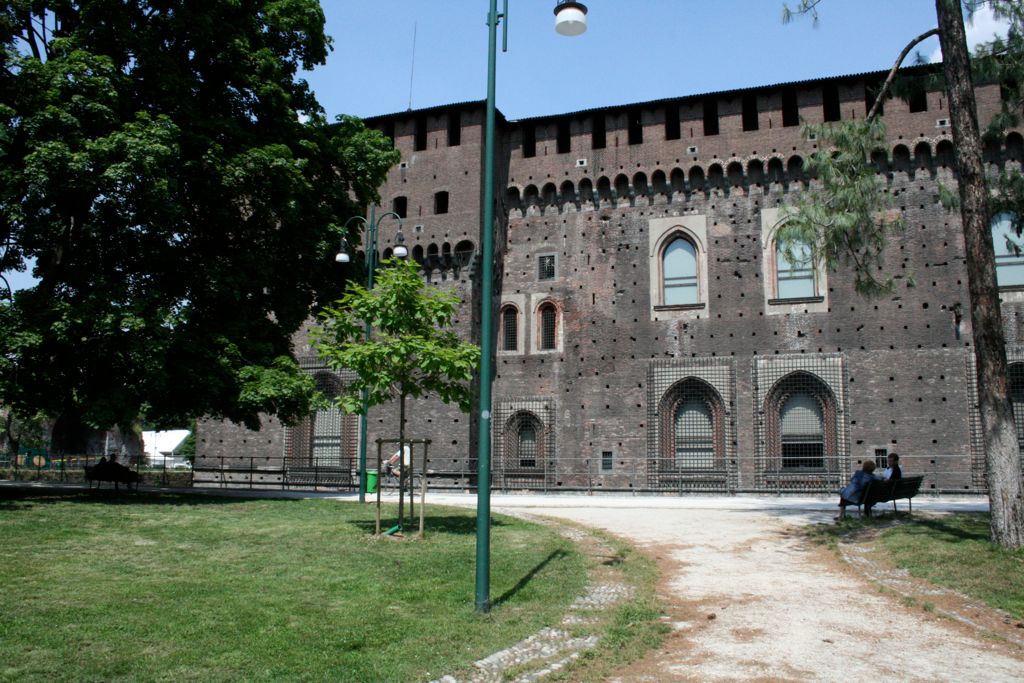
0,490,587,682
823,513,1024,619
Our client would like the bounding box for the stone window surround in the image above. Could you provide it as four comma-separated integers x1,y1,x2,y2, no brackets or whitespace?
498,294,526,356
530,295,564,354
760,207,829,315
648,214,709,322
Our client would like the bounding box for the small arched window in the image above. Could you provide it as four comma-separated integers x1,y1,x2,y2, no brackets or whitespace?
501,305,518,352
780,392,824,469
992,212,1024,287
775,239,816,299
662,237,698,305
539,303,557,351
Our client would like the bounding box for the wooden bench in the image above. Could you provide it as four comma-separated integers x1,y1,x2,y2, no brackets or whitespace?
858,475,924,516
84,464,142,491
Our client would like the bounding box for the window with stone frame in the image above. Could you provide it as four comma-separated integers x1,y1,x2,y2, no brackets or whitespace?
657,377,724,471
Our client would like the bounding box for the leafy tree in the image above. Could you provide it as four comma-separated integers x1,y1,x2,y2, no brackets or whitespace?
0,2,399,447
782,0,1024,547
313,259,480,525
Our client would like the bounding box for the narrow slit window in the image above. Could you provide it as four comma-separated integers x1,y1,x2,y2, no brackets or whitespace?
557,120,570,154
782,88,799,127
742,93,759,132
822,83,841,122
703,98,719,136
664,104,680,140
523,124,536,158
414,115,427,151
628,109,643,145
601,450,614,472
592,115,606,149
447,111,461,146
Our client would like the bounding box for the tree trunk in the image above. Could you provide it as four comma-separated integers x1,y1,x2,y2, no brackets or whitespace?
936,0,1024,548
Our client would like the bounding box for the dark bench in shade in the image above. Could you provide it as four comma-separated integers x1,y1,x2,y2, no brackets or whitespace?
858,475,924,516
84,463,142,491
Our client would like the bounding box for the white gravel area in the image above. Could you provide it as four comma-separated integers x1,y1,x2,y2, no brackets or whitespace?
430,493,1022,682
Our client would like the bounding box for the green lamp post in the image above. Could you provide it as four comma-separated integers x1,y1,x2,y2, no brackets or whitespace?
337,208,408,503
475,0,588,614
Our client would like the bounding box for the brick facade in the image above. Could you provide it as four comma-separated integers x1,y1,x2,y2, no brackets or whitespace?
197,67,1022,493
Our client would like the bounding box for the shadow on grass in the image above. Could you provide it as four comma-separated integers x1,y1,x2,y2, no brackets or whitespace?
895,513,989,543
492,549,569,607
347,514,508,536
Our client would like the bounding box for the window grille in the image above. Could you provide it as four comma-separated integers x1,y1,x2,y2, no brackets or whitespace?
284,370,357,486
518,424,537,467
992,213,1024,287
538,254,556,281
1010,363,1024,450
501,306,518,351
780,392,825,469
663,238,698,305
539,304,557,350
776,240,816,299
674,398,715,469
601,450,613,471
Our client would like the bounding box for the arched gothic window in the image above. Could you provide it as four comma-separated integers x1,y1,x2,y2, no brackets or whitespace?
992,212,1024,287
504,411,544,471
657,377,725,471
764,371,837,472
663,237,699,305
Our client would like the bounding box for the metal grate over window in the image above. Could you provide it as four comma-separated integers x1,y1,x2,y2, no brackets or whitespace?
780,392,825,469
501,306,518,351
674,398,715,469
601,450,613,471
539,303,557,350
1010,363,1024,450
284,370,358,486
518,423,538,467
538,254,556,281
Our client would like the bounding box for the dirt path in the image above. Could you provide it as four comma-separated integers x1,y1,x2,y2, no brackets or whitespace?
491,503,1024,682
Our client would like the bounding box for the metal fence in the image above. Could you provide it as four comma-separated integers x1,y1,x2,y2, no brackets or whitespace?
186,452,995,496
0,452,193,488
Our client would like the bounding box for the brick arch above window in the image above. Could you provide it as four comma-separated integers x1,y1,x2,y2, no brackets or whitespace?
656,376,727,472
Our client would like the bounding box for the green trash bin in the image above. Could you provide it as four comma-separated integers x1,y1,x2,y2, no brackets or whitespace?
365,469,379,494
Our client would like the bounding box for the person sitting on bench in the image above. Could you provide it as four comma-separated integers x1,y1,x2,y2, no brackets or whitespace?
836,460,876,520
880,452,902,481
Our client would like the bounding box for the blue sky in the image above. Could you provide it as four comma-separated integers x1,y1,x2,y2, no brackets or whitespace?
305,1,1006,121
2,2,1009,294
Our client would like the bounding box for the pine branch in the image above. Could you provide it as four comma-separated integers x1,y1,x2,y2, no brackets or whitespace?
867,27,941,119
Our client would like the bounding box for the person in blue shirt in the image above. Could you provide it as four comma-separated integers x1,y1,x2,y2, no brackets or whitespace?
835,460,877,520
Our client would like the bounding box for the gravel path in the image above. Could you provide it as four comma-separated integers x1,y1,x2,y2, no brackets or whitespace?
429,494,1023,682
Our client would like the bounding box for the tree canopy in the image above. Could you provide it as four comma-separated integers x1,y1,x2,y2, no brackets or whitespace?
313,259,480,417
781,0,1024,547
0,1,399,444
